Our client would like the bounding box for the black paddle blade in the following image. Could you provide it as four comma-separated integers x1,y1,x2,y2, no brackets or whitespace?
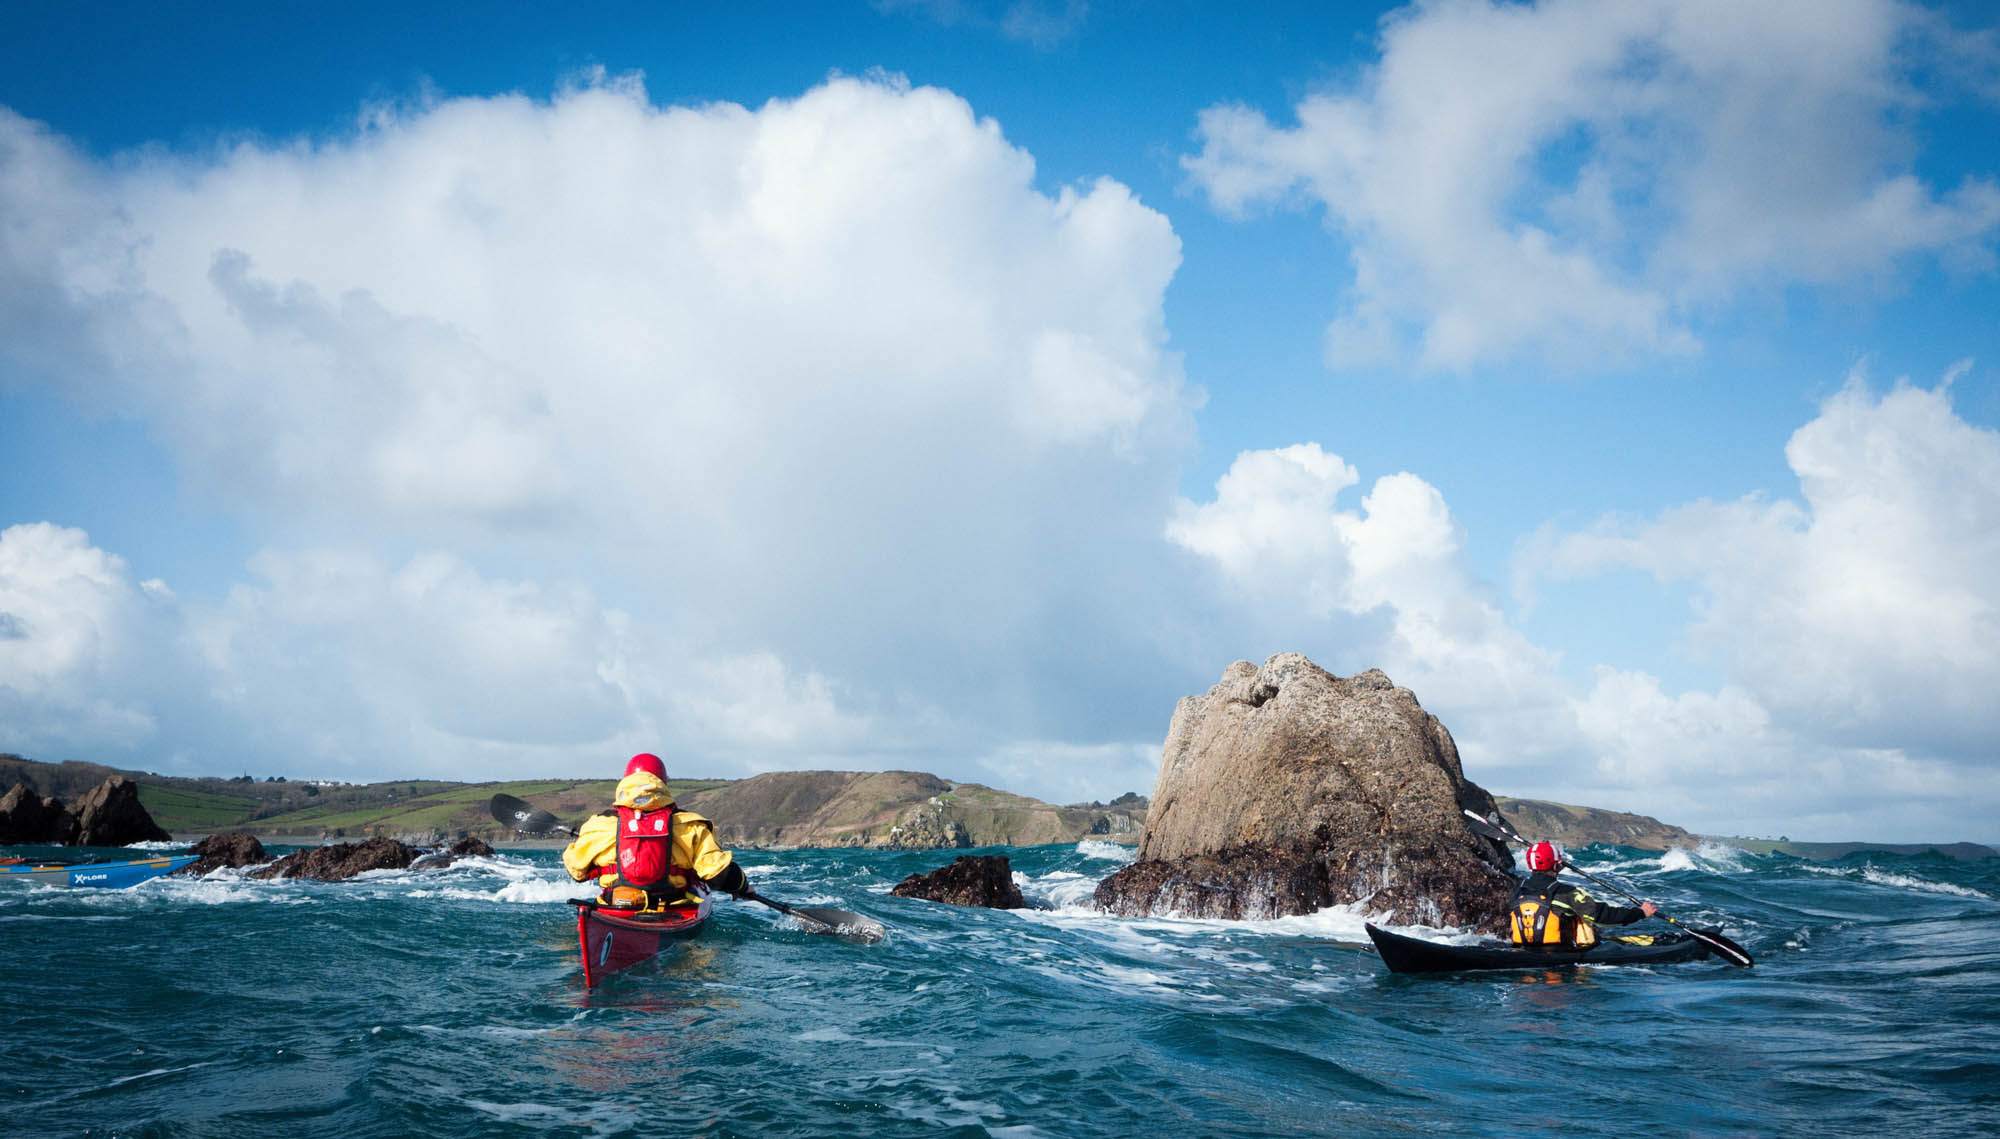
1461,809,1514,843
1682,923,1754,967
788,906,888,944
489,793,565,835
747,891,887,943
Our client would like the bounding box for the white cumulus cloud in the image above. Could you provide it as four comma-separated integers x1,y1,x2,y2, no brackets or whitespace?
1183,0,2000,370
0,72,1200,796
1527,370,2000,760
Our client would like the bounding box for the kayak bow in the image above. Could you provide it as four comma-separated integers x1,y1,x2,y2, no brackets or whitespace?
1366,922,1716,975
573,895,709,987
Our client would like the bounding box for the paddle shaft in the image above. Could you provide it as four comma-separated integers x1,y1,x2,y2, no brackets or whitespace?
1464,808,1753,967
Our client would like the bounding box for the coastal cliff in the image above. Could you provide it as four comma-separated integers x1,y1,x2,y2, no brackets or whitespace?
681,770,1145,849
1492,797,1696,852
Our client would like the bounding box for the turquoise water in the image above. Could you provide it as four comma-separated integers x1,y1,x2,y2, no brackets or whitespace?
4,840,1995,1137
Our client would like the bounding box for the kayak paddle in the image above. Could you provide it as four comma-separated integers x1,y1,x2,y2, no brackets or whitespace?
1464,808,1754,967
490,793,578,836
742,888,887,944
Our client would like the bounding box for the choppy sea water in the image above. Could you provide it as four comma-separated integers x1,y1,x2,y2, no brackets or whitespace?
3,839,1995,1137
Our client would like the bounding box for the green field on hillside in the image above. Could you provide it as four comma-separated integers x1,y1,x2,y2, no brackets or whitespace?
135,785,262,833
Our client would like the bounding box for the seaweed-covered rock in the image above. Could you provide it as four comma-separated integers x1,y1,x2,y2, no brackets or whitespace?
891,854,1026,909
1094,654,1515,931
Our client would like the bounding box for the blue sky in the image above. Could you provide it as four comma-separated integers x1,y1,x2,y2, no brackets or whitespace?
3,0,1997,843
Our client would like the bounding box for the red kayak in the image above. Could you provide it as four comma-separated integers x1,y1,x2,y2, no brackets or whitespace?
572,896,709,987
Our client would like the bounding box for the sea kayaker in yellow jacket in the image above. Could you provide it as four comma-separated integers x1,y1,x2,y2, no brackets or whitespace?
561,753,753,909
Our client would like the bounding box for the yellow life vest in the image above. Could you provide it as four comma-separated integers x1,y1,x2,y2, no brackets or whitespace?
1510,881,1598,948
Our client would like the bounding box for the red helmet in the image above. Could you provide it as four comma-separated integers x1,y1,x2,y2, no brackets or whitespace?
1525,841,1563,872
624,753,667,780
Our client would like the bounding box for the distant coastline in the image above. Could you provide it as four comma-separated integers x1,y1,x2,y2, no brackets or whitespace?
6,754,1994,858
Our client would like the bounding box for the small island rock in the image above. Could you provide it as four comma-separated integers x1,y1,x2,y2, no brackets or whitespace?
178,832,269,875
891,854,1027,909
1094,654,1516,931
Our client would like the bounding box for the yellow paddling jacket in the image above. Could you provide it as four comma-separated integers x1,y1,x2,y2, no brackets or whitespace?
561,771,737,900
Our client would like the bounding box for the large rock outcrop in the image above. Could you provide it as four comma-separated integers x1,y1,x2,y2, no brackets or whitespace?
1094,655,1515,931
0,782,77,844
70,777,172,846
0,777,170,846
891,855,1027,909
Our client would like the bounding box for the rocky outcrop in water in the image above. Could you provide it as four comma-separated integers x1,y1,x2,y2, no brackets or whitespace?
251,835,499,879
1094,654,1516,930
891,854,1027,909
70,777,172,846
252,836,423,880
179,832,269,875
0,776,170,846
410,837,496,870
0,782,76,843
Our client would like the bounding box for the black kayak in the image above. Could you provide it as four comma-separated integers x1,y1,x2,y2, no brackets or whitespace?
1366,922,1715,974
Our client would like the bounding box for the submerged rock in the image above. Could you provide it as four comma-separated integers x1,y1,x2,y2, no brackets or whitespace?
891,854,1027,909
179,832,269,876
1094,654,1515,931
410,837,496,870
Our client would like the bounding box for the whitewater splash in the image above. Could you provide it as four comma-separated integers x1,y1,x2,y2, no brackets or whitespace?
1074,839,1135,863
1858,866,1992,900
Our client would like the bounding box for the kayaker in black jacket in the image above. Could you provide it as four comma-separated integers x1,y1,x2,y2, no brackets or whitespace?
1511,841,1655,948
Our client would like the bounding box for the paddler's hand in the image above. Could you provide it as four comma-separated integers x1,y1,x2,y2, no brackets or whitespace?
709,862,754,899
1641,901,1658,917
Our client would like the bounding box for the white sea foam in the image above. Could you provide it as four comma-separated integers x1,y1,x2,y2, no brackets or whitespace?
1797,862,1992,900
120,840,190,851
1859,867,1992,899
1016,868,1101,911
1074,839,1134,863
1648,841,1749,874
72,874,313,906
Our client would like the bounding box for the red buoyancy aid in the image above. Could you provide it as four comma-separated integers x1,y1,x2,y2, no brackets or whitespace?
613,804,681,890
